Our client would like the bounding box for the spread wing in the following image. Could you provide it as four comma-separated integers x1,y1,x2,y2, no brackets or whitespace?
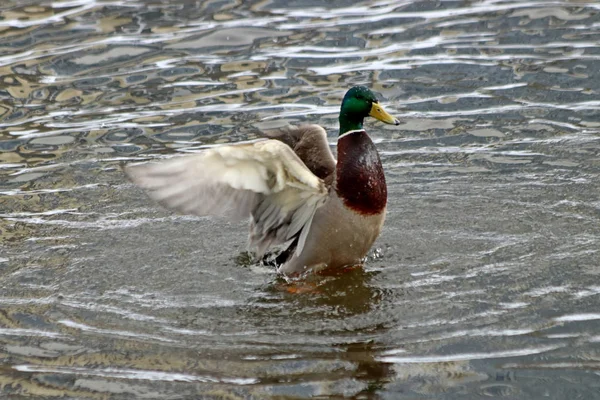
264,124,336,181
124,140,328,258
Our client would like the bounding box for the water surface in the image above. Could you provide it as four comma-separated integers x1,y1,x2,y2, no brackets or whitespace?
2,0,600,398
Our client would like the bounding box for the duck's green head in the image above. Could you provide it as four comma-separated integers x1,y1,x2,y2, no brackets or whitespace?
339,86,399,135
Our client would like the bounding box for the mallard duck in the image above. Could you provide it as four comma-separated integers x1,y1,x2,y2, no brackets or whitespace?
125,86,399,277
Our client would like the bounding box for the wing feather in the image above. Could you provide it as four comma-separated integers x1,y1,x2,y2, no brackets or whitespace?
264,124,335,180
125,139,328,258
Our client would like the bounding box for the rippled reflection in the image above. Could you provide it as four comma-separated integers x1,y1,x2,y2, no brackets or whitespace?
2,0,600,398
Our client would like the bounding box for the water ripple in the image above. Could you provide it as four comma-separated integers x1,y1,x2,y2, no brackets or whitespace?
378,344,565,364
2,0,600,398
13,365,258,385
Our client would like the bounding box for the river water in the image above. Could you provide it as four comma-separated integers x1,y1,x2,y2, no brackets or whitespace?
1,0,600,398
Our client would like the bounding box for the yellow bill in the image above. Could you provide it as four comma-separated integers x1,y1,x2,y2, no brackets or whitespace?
369,102,400,125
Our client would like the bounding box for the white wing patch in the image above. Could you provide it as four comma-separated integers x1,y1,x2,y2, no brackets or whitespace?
125,140,328,258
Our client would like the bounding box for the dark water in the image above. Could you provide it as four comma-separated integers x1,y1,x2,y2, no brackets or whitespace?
2,0,600,398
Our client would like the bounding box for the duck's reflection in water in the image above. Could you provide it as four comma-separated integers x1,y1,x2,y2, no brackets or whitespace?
268,265,388,316
245,266,397,393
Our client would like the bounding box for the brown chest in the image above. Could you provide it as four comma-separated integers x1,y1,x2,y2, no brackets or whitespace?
335,130,387,215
